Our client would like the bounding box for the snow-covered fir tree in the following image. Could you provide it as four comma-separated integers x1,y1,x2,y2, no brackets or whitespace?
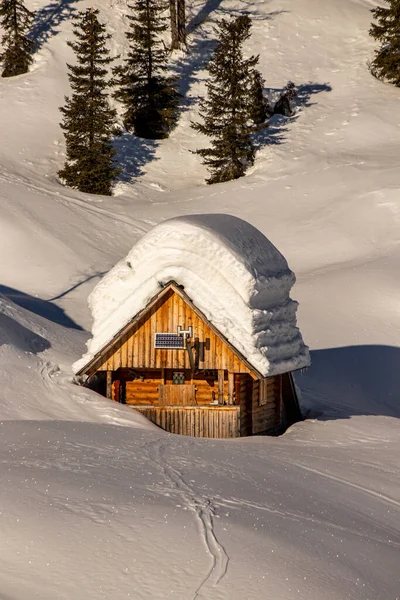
192,15,259,184
58,8,119,196
113,0,180,139
369,0,400,86
0,0,34,78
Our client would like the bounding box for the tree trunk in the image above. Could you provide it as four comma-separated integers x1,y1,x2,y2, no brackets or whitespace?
169,0,179,50
177,0,186,46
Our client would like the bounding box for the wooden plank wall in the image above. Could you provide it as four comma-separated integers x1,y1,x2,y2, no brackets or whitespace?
95,289,253,374
239,374,282,435
158,384,196,405
134,406,240,438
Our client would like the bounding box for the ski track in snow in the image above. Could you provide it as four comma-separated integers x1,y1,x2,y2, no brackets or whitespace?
146,440,229,599
213,493,400,549
0,170,150,235
291,462,400,510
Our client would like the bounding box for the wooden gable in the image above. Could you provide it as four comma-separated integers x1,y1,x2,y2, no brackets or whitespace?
78,282,261,378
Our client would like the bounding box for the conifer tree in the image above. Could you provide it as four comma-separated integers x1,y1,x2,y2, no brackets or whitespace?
369,0,400,86
113,0,179,139
250,70,269,125
0,0,34,78
58,8,119,196
191,15,259,184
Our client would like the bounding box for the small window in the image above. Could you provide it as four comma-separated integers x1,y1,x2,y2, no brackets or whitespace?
172,371,185,385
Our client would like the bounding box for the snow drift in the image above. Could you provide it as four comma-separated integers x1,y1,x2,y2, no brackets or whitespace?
74,214,310,376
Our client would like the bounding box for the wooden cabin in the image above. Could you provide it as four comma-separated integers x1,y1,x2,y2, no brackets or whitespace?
76,281,302,438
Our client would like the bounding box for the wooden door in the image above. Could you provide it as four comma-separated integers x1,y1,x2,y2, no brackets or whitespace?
158,384,196,406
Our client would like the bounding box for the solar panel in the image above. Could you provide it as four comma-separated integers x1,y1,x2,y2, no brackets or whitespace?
154,333,185,349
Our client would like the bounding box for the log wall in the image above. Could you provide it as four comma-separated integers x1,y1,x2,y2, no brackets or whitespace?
111,369,226,406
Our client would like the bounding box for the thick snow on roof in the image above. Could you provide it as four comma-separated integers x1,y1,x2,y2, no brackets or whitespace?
75,214,309,376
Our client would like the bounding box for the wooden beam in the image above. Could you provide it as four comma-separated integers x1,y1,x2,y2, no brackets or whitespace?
106,370,113,400
228,372,234,405
186,341,195,373
218,369,225,405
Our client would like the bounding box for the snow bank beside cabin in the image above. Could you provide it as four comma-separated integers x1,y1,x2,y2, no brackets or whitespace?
74,215,309,376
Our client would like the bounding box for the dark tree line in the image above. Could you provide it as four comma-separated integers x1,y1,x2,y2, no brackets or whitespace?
0,0,34,77
369,0,400,87
0,0,301,195
1,0,399,194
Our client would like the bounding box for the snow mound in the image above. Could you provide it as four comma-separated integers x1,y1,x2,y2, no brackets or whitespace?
0,293,50,354
75,214,310,376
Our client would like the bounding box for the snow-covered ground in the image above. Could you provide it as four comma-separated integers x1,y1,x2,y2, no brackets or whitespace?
0,0,399,599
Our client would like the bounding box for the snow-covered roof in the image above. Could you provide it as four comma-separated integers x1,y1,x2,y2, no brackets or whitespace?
74,214,310,377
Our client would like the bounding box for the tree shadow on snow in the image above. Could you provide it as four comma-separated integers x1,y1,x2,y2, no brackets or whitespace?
296,82,333,108
296,345,400,421
264,82,332,111
252,82,333,152
113,134,159,183
30,0,80,51
252,116,288,150
174,4,286,104
187,0,287,31
0,285,83,330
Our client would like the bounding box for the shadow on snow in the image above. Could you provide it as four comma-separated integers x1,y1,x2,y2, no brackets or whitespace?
174,2,286,103
0,284,90,331
113,133,159,183
252,82,333,151
30,0,80,51
297,345,400,421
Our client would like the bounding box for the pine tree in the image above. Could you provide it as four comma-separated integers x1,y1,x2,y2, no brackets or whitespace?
191,15,259,184
250,70,269,125
113,0,180,139
58,8,119,196
0,0,34,78
369,0,400,86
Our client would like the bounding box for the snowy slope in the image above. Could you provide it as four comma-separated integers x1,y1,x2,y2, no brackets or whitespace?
0,0,399,598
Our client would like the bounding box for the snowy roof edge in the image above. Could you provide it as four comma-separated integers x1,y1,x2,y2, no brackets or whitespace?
75,280,265,379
